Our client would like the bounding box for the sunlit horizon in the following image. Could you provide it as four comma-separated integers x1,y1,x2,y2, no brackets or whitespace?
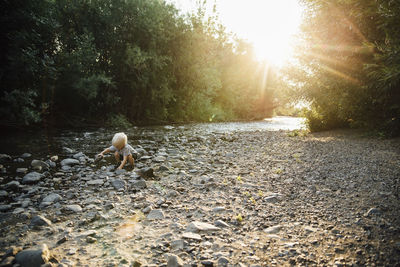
168,0,303,67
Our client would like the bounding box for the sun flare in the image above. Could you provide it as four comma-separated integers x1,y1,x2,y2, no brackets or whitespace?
169,0,303,67
217,0,303,66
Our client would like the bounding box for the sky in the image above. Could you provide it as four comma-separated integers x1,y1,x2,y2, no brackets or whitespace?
167,0,304,65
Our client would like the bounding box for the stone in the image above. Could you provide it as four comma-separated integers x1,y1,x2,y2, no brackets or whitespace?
5,181,20,191
186,221,220,233
16,168,29,174
22,172,43,184
60,158,80,167
87,179,104,186
264,195,279,203
64,204,82,213
0,205,12,212
137,167,154,178
217,257,229,266
214,220,229,228
131,179,147,189
62,147,74,153
0,256,14,266
364,207,380,217
42,193,62,204
167,254,184,267
21,153,32,158
115,169,126,175
31,160,49,170
264,225,283,234
31,215,52,227
0,154,11,163
50,155,58,162
72,152,85,159
111,179,126,190
86,236,97,243
153,156,166,163
15,244,50,267
147,209,165,220
212,206,226,213
182,232,202,241
170,240,185,251
0,190,8,198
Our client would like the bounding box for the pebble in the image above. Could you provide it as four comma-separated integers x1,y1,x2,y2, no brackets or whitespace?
182,232,202,241
186,221,220,233
167,253,184,267
147,209,165,220
264,225,283,234
64,204,83,213
60,158,80,167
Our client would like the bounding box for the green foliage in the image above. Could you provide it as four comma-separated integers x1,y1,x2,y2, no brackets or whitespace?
106,114,133,128
0,0,277,127
289,0,400,136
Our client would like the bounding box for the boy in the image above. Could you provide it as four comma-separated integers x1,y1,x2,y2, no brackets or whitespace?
97,132,134,170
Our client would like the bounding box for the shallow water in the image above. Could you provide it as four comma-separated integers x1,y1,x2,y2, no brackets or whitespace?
0,116,305,174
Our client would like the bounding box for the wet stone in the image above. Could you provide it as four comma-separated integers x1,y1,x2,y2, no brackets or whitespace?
22,172,43,184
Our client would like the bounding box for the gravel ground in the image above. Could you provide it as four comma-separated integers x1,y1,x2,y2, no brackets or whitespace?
0,128,399,266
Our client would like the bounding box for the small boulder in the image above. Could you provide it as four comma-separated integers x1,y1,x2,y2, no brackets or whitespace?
186,221,220,233
111,179,126,191
167,254,184,267
31,160,49,170
60,158,80,167
15,244,50,267
136,167,154,179
30,215,52,227
42,193,62,204
22,172,43,184
64,204,82,213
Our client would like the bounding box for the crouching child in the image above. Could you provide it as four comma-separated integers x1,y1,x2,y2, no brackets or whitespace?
97,132,135,170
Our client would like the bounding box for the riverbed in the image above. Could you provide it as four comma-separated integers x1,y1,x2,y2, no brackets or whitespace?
0,117,399,266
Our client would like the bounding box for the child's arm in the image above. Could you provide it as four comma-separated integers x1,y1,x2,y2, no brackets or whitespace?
117,155,128,169
98,148,111,157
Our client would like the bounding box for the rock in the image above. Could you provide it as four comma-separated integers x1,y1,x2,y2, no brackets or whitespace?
167,254,184,267
111,179,126,190
30,215,52,227
5,181,21,191
0,256,14,266
153,156,166,163
64,204,82,213
72,152,85,159
0,154,11,163
212,206,226,213
0,205,12,212
264,225,283,234
137,167,154,179
42,193,62,204
264,195,279,203
115,169,126,175
214,220,229,228
15,244,50,267
131,179,147,189
86,236,97,243
182,232,202,241
31,160,49,170
21,153,32,158
158,165,170,172
50,155,58,162
217,257,229,266
14,157,24,163
186,221,220,233
364,207,380,217
170,240,185,251
22,172,43,184
16,168,29,174
62,147,74,154
147,209,165,220
60,158,80,167
87,179,104,186
0,190,8,198
142,206,152,214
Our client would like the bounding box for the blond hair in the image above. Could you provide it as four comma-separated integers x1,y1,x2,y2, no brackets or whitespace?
112,132,127,148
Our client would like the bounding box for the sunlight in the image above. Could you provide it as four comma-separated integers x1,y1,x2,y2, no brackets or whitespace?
169,0,303,67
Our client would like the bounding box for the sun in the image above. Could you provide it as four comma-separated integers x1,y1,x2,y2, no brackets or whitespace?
216,0,303,66
168,0,303,66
